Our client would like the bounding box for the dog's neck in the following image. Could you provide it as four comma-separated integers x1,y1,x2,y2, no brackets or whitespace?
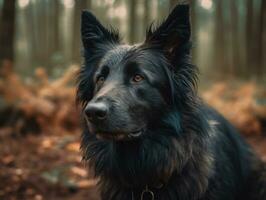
82,127,214,200
97,136,184,187
99,139,213,200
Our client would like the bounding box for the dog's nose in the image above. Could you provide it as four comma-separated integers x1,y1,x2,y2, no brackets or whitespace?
84,102,108,121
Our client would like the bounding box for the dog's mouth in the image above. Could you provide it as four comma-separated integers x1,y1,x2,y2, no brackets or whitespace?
95,128,145,141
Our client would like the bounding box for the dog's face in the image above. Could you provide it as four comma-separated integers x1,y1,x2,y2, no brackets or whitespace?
78,5,191,141
83,46,170,140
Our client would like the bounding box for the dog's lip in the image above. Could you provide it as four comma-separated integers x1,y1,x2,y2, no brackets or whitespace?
95,128,145,141
96,132,126,141
128,128,145,138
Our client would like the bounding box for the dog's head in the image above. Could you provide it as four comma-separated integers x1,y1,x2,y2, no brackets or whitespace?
77,5,194,141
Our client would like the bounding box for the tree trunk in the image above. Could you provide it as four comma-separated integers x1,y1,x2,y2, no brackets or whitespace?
245,0,254,78
143,0,150,31
72,0,91,64
0,0,16,64
257,0,266,79
51,0,61,59
262,0,266,77
190,0,197,61
128,0,137,44
230,0,240,76
214,0,226,74
24,1,36,68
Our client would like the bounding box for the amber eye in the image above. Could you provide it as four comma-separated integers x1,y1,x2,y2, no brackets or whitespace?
97,76,105,85
132,74,144,83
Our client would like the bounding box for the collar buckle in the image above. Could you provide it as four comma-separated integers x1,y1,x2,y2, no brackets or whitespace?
140,185,154,200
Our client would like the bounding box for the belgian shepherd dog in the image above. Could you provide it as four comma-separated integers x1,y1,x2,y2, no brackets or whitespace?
77,4,266,200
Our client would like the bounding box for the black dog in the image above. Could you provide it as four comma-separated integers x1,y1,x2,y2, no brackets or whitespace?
77,4,266,200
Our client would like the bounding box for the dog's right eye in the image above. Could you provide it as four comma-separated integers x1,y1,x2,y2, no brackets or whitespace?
132,74,144,83
96,76,105,85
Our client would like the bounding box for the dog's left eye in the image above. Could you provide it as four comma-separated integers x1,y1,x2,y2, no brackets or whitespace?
132,74,144,83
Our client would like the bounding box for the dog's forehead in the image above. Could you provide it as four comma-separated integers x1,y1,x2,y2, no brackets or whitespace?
98,44,167,78
100,44,132,67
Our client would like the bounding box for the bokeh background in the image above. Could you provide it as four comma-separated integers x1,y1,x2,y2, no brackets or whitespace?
0,0,265,200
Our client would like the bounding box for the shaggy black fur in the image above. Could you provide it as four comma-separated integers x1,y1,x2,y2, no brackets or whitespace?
77,4,266,200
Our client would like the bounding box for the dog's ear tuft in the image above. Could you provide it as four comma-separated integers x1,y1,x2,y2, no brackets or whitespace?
145,4,191,54
81,10,120,50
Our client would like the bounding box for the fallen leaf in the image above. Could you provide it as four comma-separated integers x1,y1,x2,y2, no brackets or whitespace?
2,155,15,165
71,166,87,177
66,142,80,152
77,179,97,188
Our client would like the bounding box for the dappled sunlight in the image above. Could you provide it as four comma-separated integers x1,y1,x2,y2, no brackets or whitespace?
18,0,29,8
199,0,213,10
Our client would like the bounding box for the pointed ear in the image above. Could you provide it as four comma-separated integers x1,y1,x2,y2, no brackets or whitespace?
145,5,191,54
81,10,120,51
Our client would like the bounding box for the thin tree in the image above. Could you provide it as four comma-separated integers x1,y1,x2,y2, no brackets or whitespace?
143,0,150,31
51,0,61,62
245,0,254,78
230,0,240,76
0,0,16,64
257,0,266,78
214,0,226,74
190,0,197,61
72,0,92,64
128,0,137,44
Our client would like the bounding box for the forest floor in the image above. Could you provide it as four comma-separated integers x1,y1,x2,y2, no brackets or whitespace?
0,65,266,200
0,129,266,200
0,130,100,200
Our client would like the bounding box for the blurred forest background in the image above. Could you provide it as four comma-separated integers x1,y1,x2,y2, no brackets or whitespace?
0,0,266,200
0,0,266,79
